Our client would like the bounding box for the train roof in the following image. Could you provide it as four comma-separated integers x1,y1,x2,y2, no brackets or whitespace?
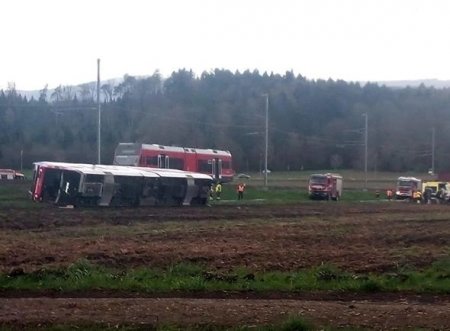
33,162,212,180
193,148,231,156
134,166,213,179
141,144,186,153
310,173,343,179
397,176,421,181
0,169,17,174
118,143,231,156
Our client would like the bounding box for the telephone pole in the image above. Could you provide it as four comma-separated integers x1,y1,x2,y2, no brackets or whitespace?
97,58,101,164
431,127,435,175
262,93,269,188
363,113,368,190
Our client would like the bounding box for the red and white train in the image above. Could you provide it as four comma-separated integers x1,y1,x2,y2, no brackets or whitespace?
113,143,235,182
31,161,212,207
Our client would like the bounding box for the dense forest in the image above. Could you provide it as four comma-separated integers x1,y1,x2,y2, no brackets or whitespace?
1,69,450,173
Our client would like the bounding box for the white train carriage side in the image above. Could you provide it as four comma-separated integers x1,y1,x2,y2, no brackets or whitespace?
31,162,212,207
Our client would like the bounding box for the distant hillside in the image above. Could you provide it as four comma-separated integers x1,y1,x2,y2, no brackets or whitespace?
16,77,450,101
4,69,450,172
16,77,123,101
366,79,450,89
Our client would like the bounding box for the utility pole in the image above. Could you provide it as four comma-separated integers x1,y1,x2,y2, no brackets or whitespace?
262,93,269,188
97,58,101,164
363,113,368,190
431,127,435,175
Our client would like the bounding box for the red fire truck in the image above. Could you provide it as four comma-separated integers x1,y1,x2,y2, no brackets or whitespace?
395,176,422,200
308,173,343,201
113,143,235,182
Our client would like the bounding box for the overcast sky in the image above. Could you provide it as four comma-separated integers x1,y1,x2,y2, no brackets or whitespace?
2,0,450,90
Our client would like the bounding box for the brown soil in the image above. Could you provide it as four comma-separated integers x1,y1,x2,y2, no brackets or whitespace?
1,296,449,330
1,202,449,329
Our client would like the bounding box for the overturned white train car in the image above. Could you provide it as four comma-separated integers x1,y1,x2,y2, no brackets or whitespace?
31,161,213,207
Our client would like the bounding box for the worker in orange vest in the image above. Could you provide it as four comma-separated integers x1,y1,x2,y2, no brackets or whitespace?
386,188,393,201
237,183,246,200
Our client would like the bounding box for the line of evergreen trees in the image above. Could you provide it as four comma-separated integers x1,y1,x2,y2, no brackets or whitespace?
1,69,450,173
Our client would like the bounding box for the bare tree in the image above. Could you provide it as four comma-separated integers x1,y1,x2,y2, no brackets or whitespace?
101,83,114,102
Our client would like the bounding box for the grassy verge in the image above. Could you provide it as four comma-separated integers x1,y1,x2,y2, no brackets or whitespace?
1,259,449,294
0,181,41,208
0,170,398,209
212,185,380,204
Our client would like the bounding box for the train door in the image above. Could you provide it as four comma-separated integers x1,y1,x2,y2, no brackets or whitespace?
157,155,169,168
331,177,337,199
98,173,115,206
212,158,222,181
183,175,197,206
165,155,169,168
54,170,81,206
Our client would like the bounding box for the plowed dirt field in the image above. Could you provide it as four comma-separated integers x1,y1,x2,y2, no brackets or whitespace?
1,202,449,329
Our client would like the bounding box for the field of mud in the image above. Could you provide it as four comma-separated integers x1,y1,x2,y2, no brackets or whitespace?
1,201,449,329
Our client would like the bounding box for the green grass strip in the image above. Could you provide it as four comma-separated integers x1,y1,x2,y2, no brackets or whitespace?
1,259,449,294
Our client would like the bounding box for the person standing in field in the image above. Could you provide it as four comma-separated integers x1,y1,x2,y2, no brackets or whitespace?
209,183,215,201
215,182,222,200
439,187,446,203
237,182,246,200
412,190,422,203
423,187,432,204
386,188,393,201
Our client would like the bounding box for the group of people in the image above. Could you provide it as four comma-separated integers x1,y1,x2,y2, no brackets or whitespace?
209,182,223,201
209,182,246,201
422,186,448,204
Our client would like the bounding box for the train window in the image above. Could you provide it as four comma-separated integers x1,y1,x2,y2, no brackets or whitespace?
85,175,104,183
170,158,184,170
198,160,212,172
115,144,140,155
146,156,158,166
222,161,230,169
42,168,63,201
121,149,136,154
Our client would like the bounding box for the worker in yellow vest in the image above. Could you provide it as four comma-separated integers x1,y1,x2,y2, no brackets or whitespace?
412,190,422,203
215,182,222,200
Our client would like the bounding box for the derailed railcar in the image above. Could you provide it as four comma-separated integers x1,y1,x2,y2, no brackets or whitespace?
31,162,212,207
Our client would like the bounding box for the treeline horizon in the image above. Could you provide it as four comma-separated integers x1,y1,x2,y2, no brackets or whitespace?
1,69,450,173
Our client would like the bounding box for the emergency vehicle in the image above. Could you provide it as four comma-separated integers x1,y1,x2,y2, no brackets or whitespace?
0,169,25,180
395,176,422,200
422,181,450,201
30,161,212,207
113,143,234,182
308,173,343,201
